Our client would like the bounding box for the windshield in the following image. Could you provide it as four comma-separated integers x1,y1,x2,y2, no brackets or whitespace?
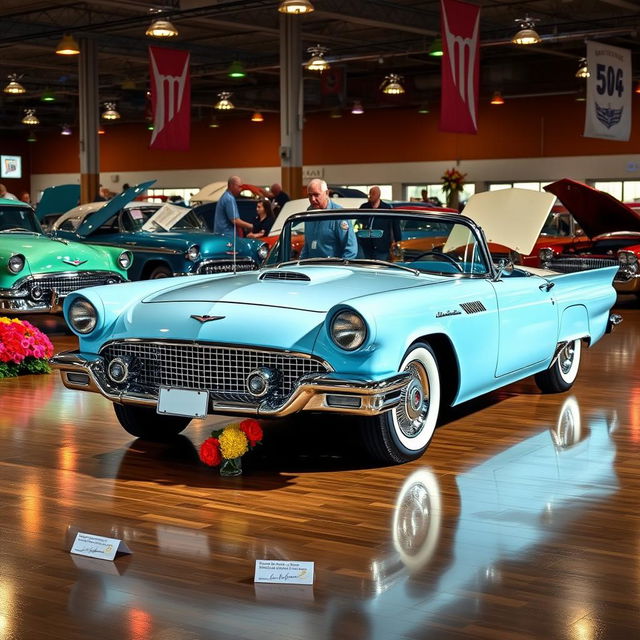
266,210,490,276
0,205,43,234
540,211,583,237
122,205,205,232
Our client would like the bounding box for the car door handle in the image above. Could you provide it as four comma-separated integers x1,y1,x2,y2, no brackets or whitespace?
539,282,555,292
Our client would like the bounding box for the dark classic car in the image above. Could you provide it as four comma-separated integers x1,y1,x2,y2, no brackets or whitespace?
52,181,268,280
539,178,640,295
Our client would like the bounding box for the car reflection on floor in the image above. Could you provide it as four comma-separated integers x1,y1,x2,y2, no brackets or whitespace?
326,395,619,640
65,396,619,639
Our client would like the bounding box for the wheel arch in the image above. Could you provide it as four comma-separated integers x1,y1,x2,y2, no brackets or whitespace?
409,332,459,408
141,259,173,280
559,304,592,346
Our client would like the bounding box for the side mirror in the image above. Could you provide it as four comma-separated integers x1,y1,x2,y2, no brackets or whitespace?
493,257,514,281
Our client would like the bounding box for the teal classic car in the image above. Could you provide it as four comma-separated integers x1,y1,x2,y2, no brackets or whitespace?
52,181,268,280
52,189,621,464
0,197,130,313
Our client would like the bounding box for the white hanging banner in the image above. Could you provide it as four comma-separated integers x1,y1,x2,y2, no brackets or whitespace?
584,40,631,141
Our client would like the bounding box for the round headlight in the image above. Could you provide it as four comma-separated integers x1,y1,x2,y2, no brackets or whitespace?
186,244,200,261
68,298,97,334
8,253,25,274
257,243,269,261
117,251,132,270
330,310,367,351
538,248,554,263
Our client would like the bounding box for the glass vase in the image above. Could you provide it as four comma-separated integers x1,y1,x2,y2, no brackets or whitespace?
220,457,242,477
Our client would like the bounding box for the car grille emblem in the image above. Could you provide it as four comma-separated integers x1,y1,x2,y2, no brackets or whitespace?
191,315,225,323
62,258,87,266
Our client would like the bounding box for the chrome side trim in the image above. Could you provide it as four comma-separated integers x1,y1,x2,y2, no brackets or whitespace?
51,350,411,417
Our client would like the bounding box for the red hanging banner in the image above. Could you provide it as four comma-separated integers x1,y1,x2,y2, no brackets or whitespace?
439,0,480,134
148,47,191,151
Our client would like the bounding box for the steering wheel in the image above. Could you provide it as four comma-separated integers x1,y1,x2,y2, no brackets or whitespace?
409,250,464,272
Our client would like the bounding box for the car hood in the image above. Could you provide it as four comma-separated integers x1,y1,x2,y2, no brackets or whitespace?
462,188,556,255
0,233,114,272
75,179,157,237
544,178,640,238
141,266,435,312
35,184,80,220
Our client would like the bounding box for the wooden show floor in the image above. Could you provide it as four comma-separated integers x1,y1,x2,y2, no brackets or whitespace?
1,299,639,640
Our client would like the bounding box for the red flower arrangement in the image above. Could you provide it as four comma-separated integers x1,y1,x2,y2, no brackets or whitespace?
0,317,54,378
441,167,467,195
199,419,263,476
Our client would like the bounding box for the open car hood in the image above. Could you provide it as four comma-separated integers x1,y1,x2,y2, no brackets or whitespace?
544,178,640,238
35,184,80,220
75,179,156,237
462,188,556,255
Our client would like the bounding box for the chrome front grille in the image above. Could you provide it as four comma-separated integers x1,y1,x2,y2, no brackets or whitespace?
196,259,257,274
546,257,618,273
100,340,331,402
28,272,124,296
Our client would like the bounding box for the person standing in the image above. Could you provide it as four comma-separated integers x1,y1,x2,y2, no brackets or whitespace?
247,199,275,238
359,186,400,261
300,179,357,259
214,175,253,236
270,182,290,216
0,184,18,200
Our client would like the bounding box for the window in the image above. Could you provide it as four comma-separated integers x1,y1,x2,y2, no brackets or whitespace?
147,188,199,205
488,182,544,191
592,180,640,202
344,185,393,199
405,184,476,206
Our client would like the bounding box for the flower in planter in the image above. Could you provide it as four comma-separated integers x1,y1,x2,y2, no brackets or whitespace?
198,419,263,476
0,317,54,378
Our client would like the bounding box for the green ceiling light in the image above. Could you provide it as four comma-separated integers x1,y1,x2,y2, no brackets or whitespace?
418,103,430,114
278,0,314,15
228,60,246,79
41,88,56,102
428,38,443,57
26,130,37,143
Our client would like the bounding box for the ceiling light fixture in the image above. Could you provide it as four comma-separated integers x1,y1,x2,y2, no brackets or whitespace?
511,16,541,45
145,8,178,38
576,58,590,79
21,109,39,125
41,88,56,102
278,0,314,14
490,91,505,105
381,73,405,95
418,103,430,114
251,111,264,122
102,102,120,120
209,115,220,128
56,33,80,55
329,108,342,118
27,130,37,143
305,45,330,72
98,127,106,135
351,100,364,115
427,38,443,57
61,124,72,136
215,91,234,110
4,74,25,95
228,60,246,79
635,81,640,94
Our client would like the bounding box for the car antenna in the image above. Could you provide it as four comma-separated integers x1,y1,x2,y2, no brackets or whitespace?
233,219,237,275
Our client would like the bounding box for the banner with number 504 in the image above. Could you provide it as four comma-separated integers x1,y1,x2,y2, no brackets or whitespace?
584,40,631,141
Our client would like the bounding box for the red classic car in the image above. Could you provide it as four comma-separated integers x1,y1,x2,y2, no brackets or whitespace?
539,178,640,295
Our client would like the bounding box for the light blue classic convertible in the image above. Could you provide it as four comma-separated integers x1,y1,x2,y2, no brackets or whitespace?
52,189,621,464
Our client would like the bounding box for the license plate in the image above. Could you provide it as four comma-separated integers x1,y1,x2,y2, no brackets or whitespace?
157,387,208,418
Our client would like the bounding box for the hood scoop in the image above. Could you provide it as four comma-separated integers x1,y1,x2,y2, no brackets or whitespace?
260,271,311,282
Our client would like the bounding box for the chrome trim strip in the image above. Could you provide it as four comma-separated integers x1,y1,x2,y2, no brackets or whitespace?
84,242,183,255
51,350,410,417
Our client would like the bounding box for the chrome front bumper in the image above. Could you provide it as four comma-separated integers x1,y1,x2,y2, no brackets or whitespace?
614,270,640,293
0,290,61,313
51,351,411,418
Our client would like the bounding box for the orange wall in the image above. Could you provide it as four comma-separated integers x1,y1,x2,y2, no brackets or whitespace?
12,93,640,177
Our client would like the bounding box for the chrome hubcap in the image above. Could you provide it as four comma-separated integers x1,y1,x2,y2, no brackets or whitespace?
559,343,575,374
396,361,429,438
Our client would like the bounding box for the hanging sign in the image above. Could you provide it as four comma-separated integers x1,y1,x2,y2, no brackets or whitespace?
149,46,191,151
439,0,480,134
584,40,631,141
